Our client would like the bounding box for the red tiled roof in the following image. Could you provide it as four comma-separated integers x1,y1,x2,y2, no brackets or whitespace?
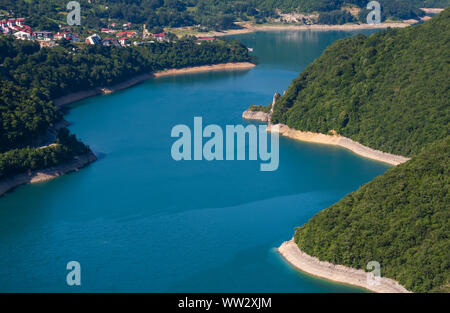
197,37,215,41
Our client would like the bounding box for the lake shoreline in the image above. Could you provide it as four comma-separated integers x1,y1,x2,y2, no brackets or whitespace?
54,62,255,108
278,238,411,293
242,110,410,166
267,123,410,166
0,152,97,197
183,22,411,38
2,62,255,196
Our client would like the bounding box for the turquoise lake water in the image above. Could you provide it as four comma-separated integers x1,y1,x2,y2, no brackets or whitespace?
0,29,389,292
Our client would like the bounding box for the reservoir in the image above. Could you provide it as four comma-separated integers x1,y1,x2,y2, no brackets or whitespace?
0,29,388,292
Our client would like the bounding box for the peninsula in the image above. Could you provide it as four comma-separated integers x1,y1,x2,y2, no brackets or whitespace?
244,10,449,293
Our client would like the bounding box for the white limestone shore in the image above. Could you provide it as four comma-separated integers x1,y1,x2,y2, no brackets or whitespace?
242,107,410,166
54,62,255,108
278,239,411,293
266,123,410,166
0,152,97,197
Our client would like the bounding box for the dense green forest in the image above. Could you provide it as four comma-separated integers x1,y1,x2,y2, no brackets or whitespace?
271,9,449,157
0,36,251,178
262,10,449,293
295,136,449,292
318,10,355,25
1,0,448,31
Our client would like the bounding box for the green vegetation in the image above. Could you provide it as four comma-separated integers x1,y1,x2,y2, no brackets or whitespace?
1,0,448,31
0,129,90,179
248,104,271,113
266,10,450,292
295,136,449,292
271,9,450,157
0,36,252,101
0,35,252,179
318,10,355,25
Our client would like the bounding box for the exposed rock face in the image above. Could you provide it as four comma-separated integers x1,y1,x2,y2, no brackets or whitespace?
242,110,269,122
268,92,280,123
242,92,279,122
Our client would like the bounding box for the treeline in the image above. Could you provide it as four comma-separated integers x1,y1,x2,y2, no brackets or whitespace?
295,136,450,292
0,36,251,100
0,129,90,179
271,9,450,157
0,35,252,178
1,0,448,31
318,10,355,25
272,9,450,292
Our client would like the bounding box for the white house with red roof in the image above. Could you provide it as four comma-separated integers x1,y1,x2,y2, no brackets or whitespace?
152,32,169,42
14,31,32,40
16,18,25,26
118,37,130,46
86,34,102,45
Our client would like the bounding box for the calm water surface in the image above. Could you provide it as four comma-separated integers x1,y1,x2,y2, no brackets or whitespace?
0,29,388,292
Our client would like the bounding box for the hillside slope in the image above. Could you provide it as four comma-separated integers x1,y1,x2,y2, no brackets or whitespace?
295,136,449,292
271,9,450,157
273,10,450,293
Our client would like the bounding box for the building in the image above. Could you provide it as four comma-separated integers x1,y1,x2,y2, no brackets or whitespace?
16,18,25,26
153,32,168,42
101,28,116,34
1,18,29,35
116,31,137,38
102,37,120,47
54,32,74,41
13,31,31,40
118,37,129,46
197,37,215,42
85,34,102,45
39,41,56,48
35,31,53,40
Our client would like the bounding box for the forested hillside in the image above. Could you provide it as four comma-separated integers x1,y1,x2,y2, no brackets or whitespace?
270,10,450,293
271,9,450,157
0,36,251,179
295,136,449,292
1,0,448,31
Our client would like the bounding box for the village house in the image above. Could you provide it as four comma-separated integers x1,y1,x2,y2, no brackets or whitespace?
153,32,168,42
116,31,137,39
197,37,215,41
16,18,25,26
39,41,56,48
86,34,102,45
196,37,215,44
1,18,32,36
13,31,32,40
54,32,74,41
101,28,116,34
35,31,53,40
118,37,130,46
102,37,120,47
